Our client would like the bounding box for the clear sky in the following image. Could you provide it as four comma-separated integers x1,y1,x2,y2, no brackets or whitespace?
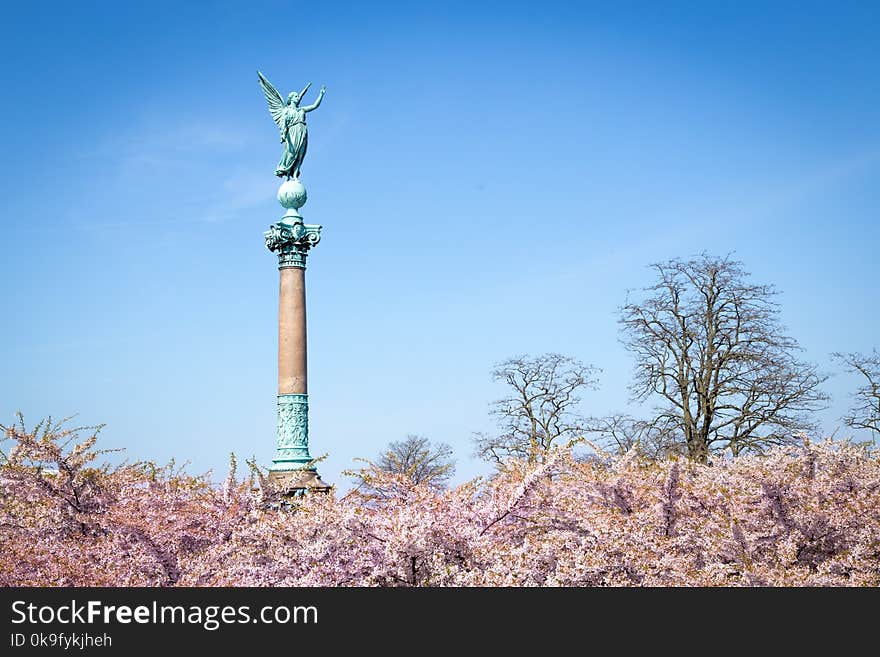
1,1,878,486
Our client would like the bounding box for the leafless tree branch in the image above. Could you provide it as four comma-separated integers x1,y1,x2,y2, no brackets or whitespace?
618,254,828,462
832,350,880,444
473,353,600,465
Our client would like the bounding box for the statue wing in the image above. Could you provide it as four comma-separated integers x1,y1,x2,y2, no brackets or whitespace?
258,71,285,127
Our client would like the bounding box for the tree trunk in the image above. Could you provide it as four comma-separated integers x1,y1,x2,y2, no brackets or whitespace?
688,437,709,464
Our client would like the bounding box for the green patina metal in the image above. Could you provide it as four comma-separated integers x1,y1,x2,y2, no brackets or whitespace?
258,71,325,181
277,179,308,213
269,393,314,471
264,217,322,269
266,179,321,268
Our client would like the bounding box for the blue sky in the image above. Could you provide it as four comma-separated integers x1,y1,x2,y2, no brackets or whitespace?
1,1,878,486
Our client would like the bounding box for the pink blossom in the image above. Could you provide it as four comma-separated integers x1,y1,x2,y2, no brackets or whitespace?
2,419,878,586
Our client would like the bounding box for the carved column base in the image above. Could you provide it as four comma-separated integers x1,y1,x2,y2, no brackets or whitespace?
268,393,330,494
270,393,313,469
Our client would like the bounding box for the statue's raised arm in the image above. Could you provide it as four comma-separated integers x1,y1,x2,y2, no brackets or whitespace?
258,72,327,180
302,85,326,113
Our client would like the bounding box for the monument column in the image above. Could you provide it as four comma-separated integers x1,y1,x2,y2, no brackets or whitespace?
257,71,329,494
264,182,329,493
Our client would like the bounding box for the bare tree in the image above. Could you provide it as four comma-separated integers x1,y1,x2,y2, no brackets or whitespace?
473,353,600,465
588,414,685,460
832,350,880,444
373,435,456,487
619,254,828,462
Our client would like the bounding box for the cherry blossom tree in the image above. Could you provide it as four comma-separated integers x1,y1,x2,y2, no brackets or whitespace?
2,414,878,587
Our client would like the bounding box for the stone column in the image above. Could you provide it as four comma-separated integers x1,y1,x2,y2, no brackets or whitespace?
278,266,307,396
264,180,329,493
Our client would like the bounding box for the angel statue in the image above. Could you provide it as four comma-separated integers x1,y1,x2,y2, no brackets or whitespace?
258,71,326,180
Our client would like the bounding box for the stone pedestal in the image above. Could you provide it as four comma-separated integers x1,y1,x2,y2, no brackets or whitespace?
268,468,331,495
264,179,327,494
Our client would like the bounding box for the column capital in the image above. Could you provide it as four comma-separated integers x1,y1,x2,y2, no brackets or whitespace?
265,218,322,269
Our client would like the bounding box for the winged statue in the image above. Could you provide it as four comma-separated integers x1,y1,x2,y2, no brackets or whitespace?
258,71,326,180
